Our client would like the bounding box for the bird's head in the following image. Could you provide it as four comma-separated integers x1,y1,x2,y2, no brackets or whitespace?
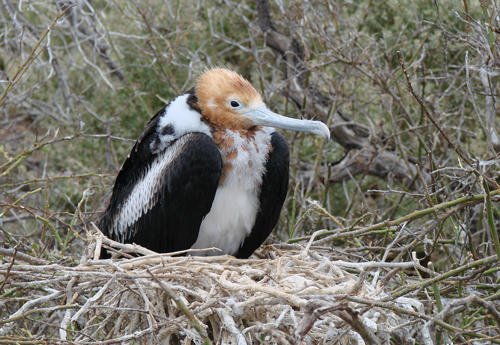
195,68,330,139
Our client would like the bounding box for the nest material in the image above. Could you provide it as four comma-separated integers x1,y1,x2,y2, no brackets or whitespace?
0,231,427,344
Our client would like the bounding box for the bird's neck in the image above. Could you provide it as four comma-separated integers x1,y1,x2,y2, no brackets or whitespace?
211,127,268,185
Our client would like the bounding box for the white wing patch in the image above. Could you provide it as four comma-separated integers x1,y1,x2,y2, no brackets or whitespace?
112,134,191,241
153,94,211,153
191,128,274,255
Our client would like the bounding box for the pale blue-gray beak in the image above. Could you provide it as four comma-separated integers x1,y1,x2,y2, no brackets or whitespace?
246,107,330,140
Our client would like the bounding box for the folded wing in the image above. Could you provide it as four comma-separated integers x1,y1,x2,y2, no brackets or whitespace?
100,121,222,254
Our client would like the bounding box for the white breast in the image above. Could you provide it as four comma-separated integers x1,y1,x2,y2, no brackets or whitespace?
190,128,273,255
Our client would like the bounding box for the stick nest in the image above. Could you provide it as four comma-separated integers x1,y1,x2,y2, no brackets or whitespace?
0,231,438,345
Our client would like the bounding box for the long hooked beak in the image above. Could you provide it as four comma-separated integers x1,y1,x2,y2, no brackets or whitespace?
245,107,330,140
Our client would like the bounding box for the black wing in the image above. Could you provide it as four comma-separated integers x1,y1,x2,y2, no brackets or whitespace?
107,106,165,204
100,129,222,255
234,132,289,258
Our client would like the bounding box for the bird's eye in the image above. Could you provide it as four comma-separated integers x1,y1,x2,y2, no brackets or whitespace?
230,100,241,108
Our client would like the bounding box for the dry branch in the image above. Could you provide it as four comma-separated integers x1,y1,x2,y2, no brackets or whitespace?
0,233,498,344
256,0,419,185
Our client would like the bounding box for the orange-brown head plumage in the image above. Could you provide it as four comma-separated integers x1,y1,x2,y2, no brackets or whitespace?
194,68,330,139
196,69,264,129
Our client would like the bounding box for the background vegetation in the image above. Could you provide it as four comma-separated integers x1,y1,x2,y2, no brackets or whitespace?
0,0,498,344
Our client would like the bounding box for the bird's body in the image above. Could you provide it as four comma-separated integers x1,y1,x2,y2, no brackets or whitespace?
100,69,329,258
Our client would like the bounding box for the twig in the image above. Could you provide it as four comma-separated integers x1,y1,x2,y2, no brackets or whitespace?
0,242,20,292
387,255,497,300
290,188,500,243
397,50,499,189
0,5,73,107
482,179,500,264
146,269,212,345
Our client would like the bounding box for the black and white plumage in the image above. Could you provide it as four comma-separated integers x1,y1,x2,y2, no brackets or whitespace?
100,69,329,258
